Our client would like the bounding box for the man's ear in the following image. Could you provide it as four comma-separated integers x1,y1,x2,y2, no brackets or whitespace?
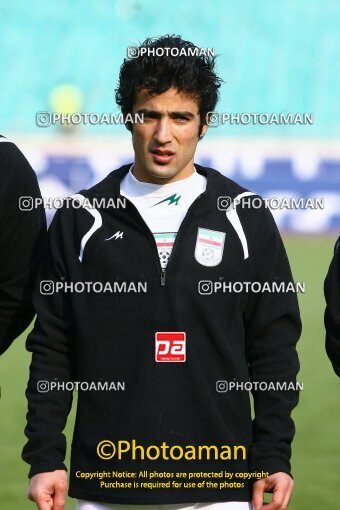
201,123,209,136
198,122,209,140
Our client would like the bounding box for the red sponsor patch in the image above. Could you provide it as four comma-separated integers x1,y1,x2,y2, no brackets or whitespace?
155,332,186,362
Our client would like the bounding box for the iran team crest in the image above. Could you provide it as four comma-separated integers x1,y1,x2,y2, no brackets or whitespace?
194,228,226,267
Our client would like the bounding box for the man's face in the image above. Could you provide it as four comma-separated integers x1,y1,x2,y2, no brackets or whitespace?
131,87,208,183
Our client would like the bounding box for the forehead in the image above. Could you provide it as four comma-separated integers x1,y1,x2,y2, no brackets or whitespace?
133,87,200,113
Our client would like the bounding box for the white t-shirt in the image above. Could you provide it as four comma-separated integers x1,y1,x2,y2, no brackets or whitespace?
77,166,252,510
120,165,207,269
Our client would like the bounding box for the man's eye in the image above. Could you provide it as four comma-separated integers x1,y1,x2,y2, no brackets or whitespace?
174,116,189,122
145,112,160,118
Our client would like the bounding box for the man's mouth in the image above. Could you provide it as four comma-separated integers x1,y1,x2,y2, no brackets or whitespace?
150,149,175,163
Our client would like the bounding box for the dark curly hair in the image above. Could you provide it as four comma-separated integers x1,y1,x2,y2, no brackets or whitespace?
115,35,223,136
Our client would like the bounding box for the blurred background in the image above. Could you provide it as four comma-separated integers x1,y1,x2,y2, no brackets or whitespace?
0,0,339,509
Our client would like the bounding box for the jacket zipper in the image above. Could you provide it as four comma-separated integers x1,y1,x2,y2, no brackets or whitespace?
159,194,204,285
122,193,205,286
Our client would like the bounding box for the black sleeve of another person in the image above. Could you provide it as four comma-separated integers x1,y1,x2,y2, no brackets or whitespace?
0,139,46,355
324,237,340,376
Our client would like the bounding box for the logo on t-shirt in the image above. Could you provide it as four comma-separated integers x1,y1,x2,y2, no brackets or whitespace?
155,332,186,362
151,193,181,207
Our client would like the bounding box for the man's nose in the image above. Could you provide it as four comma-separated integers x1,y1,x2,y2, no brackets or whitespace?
153,118,173,144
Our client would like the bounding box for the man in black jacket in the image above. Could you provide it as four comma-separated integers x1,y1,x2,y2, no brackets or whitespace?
23,36,301,510
324,236,340,375
0,136,46,355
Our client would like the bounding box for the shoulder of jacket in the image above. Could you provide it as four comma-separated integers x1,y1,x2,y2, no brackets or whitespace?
197,165,266,207
0,137,38,202
76,165,130,199
334,236,340,255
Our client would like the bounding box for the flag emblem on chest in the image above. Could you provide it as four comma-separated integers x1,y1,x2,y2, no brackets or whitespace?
154,232,176,270
194,228,226,267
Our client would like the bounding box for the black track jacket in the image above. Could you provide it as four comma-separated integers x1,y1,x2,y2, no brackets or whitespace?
0,135,46,355
23,164,301,505
324,236,340,376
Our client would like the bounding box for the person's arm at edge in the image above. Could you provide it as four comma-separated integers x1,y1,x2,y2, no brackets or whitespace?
22,205,75,510
0,141,46,355
242,203,301,510
324,236,340,376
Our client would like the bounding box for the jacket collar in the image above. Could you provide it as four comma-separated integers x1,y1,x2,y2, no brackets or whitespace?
111,163,214,198
83,162,244,202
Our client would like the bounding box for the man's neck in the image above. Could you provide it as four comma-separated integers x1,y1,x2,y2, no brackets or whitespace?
132,162,195,184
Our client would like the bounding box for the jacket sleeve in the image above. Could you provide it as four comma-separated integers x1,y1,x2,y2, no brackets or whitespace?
22,207,76,478
324,237,340,376
243,204,301,477
0,142,46,355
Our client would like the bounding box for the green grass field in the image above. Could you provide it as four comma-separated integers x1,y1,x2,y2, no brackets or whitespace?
0,236,339,510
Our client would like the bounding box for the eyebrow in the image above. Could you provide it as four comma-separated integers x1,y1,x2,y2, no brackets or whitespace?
135,108,196,118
